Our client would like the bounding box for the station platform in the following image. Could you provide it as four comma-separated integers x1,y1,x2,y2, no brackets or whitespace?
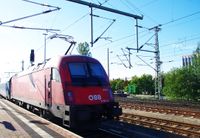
0,97,81,138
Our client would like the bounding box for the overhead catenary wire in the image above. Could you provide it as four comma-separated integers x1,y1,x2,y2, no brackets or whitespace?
122,0,158,24
116,54,128,68
0,9,60,25
136,55,156,71
138,33,155,50
65,0,143,19
161,35,200,48
93,8,200,51
90,4,200,77
0,0,61,65
62,0,144,51
96,0,110,6
62,12,90,32
161,10,200,26
93,17,116,44
92,29,149,50
121,48,132,68
1,25,60,32
134,8,200,48
2,1,199,74
144,9,200,60
140,0,159,8
0,0,60,26
62,0,110,32
22,0,60,9
34,0,112,58
22,0,62,29
161,45,198,56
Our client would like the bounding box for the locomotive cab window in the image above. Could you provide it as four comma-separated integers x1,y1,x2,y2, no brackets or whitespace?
88,63,104,77
52,68,61,82
68,62,107,86
68,63,88,77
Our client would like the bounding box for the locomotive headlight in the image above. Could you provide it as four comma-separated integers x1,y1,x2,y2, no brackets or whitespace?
67,91,74,103
108,89,114,101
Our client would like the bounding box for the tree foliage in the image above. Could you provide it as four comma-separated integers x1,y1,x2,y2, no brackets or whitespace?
110,44,200,101
163,67,200,101
163,45,200,101
76,42,92,57
139,74,155,95
110,79,126,92
110,74,154,95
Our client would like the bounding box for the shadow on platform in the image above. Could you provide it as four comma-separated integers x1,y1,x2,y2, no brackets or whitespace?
30,120,49,125
0,121,16,131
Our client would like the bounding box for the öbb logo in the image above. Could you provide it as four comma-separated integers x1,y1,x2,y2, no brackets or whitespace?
88,94,101,101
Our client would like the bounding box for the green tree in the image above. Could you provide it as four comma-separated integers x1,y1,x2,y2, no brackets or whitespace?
115,79,124,91
192,43,200,73
128,75,154,95
76,42,92,56
139,74,155,95
163,67,200,101
191,44,200,100
163,45,200,101
163,68,185,100
110,79,118,92
110,75,155,95
110,78,127,93
129,76,140,94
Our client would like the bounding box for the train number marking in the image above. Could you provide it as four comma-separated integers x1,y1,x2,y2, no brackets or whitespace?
88,94,101,101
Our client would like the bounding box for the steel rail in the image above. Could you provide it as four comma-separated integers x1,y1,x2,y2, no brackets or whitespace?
120,113,200,137
120,102,200,119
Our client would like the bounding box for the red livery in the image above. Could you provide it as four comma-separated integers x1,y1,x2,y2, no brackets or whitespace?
4,55,121,129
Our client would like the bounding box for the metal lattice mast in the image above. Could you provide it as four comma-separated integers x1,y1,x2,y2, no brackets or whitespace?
154,26,162,99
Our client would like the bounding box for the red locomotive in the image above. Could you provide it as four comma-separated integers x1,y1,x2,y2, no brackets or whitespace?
1,55,122,129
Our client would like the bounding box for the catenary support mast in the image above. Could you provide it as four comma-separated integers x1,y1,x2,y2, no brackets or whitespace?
150,26,162,99
65,0,143,47
127,25,162,99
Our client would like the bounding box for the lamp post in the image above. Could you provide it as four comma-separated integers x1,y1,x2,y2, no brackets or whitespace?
43,33,47,63
107,48,113,80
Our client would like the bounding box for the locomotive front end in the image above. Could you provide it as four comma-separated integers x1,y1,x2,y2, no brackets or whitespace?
60,56,122,129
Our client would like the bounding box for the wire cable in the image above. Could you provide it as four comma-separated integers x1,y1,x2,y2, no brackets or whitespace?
22,0,60,9
124,0,158,24
1,24,60,32
61,0,110,32
0,9,60,25
161,36,200,48
161,10,200,26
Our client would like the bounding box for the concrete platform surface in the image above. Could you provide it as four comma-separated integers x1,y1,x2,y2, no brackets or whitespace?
0,97,82,138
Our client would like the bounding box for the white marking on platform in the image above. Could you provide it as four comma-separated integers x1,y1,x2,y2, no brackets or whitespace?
0,101,53,138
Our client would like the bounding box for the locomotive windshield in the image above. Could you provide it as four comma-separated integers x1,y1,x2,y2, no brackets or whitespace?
68,62,108,86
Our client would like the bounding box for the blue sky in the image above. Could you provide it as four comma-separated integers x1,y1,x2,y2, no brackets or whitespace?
0,0,200,80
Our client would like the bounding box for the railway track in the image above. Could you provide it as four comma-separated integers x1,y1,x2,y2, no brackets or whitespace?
115,97,200,110
1,98,184,138
119,102,200,119
120,113,200,137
